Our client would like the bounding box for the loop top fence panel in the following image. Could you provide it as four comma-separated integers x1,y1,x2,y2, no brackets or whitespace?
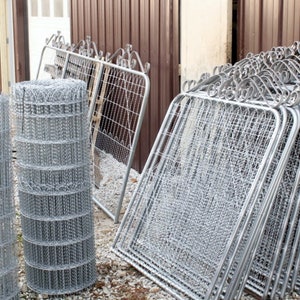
36,34,150,223
113,92,282,299
113,41,300,300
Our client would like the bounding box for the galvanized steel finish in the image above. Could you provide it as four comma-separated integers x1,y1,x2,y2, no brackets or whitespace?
36,33,150,223
12,79,96,295
113,41,300,299
0,95,19,300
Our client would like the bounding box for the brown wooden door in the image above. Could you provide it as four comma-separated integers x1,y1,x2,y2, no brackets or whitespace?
70,0,180,172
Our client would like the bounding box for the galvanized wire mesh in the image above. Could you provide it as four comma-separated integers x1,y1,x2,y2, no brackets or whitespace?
90,64,149,221
113,92,282,299
227,106,300,300
36,34,150,223
0,95,19,300
12,79,96,295
113,41,300,299
247,124,300,298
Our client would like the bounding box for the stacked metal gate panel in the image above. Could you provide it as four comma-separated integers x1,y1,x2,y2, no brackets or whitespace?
0,95,19,299
113,42,300,299
12,79,96,295
112,92,282,299
36,33,150,223
186,42,300,299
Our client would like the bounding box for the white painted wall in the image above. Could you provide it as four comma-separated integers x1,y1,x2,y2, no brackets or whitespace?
180,0,232,88
27,0,70,79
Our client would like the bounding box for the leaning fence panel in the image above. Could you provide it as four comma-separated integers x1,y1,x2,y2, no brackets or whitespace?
36,37,150,223
112,92,282,299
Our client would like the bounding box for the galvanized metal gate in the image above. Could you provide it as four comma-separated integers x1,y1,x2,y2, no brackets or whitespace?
113,42,300,299
36,33,150,223
69,0,180,172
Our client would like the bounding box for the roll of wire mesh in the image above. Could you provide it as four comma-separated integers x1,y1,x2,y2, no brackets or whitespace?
12,79,96,295
0,94,19,299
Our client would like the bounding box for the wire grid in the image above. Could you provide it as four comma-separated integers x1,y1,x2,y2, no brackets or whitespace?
225,106,300,300
271,128,300,298
182,47,300,299
242,108,299,298
184,55,300,299
276,144,300,296
12,79,96,295
37,44,150,223
226,52,300,299
112,93,281,299
90,64,148,222
0,95,19,300
110,43,300,299
289,182,300,292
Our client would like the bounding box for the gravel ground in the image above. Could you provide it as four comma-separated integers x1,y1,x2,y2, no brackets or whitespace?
17,204,176,300
13,153,300,300
15,154,176,300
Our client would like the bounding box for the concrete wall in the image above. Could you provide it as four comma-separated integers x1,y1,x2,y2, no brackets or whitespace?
180,0,232,88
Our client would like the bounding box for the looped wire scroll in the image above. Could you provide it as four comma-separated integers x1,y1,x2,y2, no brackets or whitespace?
46,31,70,50
45,32,150,73
235,70,292,107
106,44,150,74
182,42,300,107
71,35,104,59
271,59,300,85
45,31,104,58
182,73,211,92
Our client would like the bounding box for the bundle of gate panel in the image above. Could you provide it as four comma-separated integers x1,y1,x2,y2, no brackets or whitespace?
112,41,300,300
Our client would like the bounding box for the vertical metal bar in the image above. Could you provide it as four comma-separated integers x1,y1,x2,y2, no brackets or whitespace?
114,73,150,223
87,62,104,124
61,51,70,78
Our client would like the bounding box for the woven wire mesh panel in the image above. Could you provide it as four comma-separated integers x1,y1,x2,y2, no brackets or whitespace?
113,93,281,299
178,46,300,299
274,138,300,296
37,39,150,223
0,95,19,300
223,52,300,299
90,64,149,222
12,79,96,295
224,106,300,300
243,108,300,299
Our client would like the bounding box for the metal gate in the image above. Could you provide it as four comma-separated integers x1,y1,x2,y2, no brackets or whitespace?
70,0,180,172
113,42,300,299
37,33,150,223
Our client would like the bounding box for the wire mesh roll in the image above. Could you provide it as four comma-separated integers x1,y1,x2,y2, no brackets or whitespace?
12,79,96,295
0,95,19,300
